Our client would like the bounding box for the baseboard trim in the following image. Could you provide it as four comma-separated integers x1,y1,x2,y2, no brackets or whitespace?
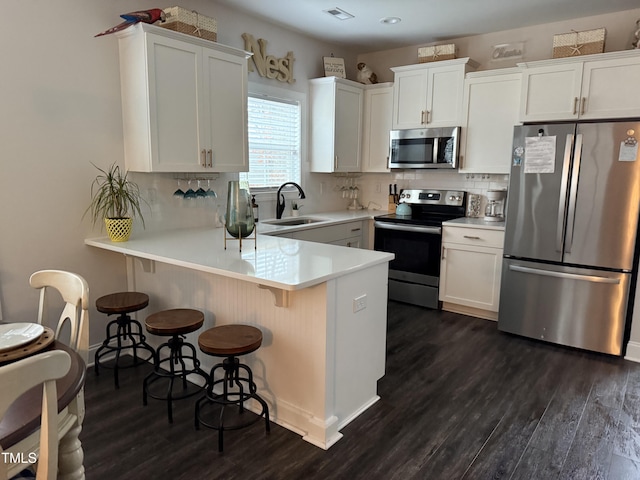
442,302,498,321
625,341,640,363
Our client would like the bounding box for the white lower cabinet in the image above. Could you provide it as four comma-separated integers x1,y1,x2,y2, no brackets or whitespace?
275,221,366,249
439,225,504,320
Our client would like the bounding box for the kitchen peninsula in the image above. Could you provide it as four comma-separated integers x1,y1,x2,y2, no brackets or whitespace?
85,223,393,449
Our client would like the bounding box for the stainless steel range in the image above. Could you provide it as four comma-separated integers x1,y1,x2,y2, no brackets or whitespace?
374,189,466,309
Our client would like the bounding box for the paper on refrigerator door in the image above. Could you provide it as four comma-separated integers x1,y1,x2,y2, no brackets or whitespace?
619,142,638,161
524,136,556,173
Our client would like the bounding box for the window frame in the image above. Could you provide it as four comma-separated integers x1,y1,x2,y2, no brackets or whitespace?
242,82,307,195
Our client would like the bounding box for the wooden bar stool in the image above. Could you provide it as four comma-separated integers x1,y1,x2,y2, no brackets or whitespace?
143,308,209,423
94,292,155,388
195,324,270,452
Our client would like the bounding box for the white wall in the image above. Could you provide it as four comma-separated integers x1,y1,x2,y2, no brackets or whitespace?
358,8,640,82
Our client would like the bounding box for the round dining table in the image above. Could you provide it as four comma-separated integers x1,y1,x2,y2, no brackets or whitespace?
0,340,87,480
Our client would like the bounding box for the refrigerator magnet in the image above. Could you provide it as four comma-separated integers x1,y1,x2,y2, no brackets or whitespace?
619,131,638,161
619,140,638,162
513,146,524,166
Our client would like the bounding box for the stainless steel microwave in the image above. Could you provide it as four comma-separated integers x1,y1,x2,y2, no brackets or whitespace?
388,126,460,169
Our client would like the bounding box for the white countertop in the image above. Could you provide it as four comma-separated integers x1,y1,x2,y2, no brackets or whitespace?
443,217,506,231
85,213,393,291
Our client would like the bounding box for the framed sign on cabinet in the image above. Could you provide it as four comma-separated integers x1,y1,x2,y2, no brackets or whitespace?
323,56,346,78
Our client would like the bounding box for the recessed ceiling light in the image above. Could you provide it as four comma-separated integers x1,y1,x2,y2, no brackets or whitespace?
324,7,355,20
380,17,402,25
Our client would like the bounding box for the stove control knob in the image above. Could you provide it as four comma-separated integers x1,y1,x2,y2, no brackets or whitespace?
403,193,410,200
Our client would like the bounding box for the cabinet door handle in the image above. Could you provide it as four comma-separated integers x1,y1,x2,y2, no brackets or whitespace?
201,149,207,167
573,97,578,115
426,110,430,124
463,235,481,240
207,149,213,168
350,228,361,233
334,155,338,169
442,246,446,259
421,110,426,124
580,97,586,115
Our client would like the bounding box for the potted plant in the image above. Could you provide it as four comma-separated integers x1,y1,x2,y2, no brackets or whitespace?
84,163,146,242
291,202,301,217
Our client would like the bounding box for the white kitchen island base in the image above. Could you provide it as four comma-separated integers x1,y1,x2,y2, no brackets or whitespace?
86,229,392,449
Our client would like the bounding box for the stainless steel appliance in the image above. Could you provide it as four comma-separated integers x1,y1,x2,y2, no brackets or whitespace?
374,189,466,308
499,121,640,355
389,127,460,169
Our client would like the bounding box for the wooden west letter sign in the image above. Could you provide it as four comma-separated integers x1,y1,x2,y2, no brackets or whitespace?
242,33,295,84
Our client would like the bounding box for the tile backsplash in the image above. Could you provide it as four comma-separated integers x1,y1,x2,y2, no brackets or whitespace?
128,169,509,233
354,170,509,214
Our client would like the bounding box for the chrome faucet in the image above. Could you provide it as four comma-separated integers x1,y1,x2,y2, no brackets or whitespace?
276,182,306,219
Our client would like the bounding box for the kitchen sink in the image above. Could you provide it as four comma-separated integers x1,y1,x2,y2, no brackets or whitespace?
261,217,327,226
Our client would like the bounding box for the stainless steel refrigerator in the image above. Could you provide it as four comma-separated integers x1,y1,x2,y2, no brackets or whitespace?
498,121,640,355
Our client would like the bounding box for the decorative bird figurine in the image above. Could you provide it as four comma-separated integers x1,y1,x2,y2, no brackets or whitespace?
95,9,166,37
356,62,378,84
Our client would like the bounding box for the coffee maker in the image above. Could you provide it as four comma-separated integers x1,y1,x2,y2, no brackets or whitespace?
484,190,506,222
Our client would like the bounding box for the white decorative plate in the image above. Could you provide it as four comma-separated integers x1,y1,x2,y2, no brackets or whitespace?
0,323,45,353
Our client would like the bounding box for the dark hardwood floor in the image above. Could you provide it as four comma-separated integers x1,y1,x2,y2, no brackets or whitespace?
81,301,640,479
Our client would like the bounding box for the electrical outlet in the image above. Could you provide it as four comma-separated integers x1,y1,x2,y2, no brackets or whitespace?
353,294,367,313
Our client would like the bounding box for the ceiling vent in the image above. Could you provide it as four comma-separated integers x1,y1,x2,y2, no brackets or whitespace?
324,7,354,20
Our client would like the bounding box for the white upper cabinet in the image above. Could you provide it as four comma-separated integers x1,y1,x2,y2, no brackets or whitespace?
391,58,478,130
519,50,640,122
460,69,522,174
361,83,393,173
117,23,249,173
310,77,363,173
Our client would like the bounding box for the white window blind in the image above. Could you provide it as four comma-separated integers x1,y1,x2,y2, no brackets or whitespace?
240,94,301,189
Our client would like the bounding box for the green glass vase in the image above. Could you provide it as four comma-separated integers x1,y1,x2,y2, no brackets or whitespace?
225,180,255,239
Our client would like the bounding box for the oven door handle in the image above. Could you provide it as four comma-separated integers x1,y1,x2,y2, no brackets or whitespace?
374,221,442,235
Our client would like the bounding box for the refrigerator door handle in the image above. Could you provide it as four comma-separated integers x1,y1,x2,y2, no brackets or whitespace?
556,134,574,252
509,265,620,284
564,133,583,254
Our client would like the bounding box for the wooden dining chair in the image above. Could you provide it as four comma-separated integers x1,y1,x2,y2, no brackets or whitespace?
29,271,89,364
0,350,71,480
